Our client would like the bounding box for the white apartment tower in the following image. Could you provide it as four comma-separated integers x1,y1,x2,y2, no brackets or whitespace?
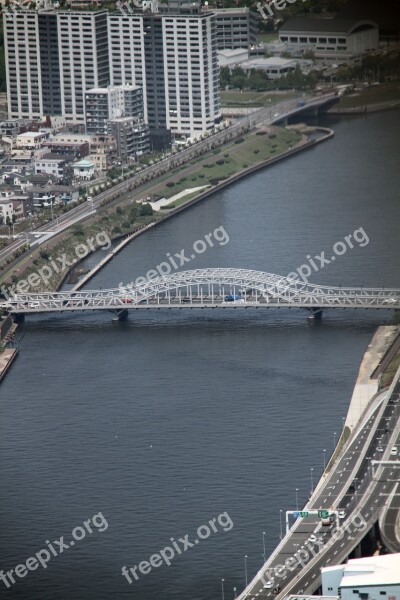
108,8,221,138
4,9,109,123
4,5,221,138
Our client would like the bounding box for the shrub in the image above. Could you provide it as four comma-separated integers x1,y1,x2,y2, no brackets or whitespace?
234,137,244,144
213,148,221,155
198,173,205,178
223,153,230,158
40,250,50,260
253,149,260,154
216,159,225,165
242,163,248,168
166,181,175,187
256,131,267,136
116,206,123,215
269,133,276,139
160,204,175,210
112,226,122,234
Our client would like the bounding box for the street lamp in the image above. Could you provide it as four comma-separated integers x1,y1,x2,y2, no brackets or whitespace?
221,578,225,600
323,449,327,471
279,509,283,539
244,555,248,588
262,532,266,562
310,468,314,494
295,488,299,511
334,432,337,448
234,587,237,599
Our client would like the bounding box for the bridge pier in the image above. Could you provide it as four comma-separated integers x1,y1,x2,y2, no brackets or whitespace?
307,307,323,320
112,309,129,322
12,313,25,324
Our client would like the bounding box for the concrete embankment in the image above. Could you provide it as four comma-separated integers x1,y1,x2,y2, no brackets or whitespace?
0,348,18,383
71,127,334,290
344,326,400,431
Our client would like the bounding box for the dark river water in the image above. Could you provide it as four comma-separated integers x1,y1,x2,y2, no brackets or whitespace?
0,111,399,600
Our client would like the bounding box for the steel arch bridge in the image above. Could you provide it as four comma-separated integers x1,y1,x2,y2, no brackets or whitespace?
2,269,400,320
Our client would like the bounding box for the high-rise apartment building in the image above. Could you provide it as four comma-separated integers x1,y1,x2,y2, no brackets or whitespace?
4,3,221,139
4,9,109,123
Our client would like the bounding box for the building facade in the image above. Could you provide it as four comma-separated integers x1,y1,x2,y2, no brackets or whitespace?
278,18,379,61
4,5,221,139
4,9,109,123
85,84,144,135
212,8,258,50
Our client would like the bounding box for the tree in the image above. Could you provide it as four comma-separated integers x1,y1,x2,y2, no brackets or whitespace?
140,203,154,217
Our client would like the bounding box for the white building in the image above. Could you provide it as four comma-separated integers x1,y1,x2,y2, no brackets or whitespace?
322,553,400,600
35,155,68,179
241,57,298,79
108,5,221,139
85,84,144,135
73,159,95,180
279,18,379,62
4,4,220,140
16,132,48,151
218,48,249,67
4,9,109,123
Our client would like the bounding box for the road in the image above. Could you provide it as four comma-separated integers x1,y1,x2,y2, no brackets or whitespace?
0,94,337,271
238,377,400,600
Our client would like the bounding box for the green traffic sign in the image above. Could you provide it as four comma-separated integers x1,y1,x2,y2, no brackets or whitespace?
298,511,309,517
318,510,329,518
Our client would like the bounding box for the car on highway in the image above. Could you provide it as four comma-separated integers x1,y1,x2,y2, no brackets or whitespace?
308,534,318,543
391,447,398,456
29,302,40,308
377,446,384,452
338,510,346,519
263,582,273,589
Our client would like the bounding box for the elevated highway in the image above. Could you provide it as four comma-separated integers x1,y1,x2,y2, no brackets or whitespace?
237,372,400,600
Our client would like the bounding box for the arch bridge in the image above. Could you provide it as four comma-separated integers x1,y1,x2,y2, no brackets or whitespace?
2,269,400,320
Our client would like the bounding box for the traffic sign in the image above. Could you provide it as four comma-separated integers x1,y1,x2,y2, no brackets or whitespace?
298,511,309,517
318,510,329,518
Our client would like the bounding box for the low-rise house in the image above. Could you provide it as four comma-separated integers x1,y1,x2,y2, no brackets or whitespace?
73,159,95,180
34,154,73,183
0,199,14,224
16,131,49,152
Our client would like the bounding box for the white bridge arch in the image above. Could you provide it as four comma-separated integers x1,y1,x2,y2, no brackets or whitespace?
2,269,400,317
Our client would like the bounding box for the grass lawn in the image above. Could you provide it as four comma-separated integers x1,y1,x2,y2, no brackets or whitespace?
338,82,400,109
221,90,296,107
154,127,302,200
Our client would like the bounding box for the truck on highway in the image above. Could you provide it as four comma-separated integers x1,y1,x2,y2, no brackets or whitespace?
225,294,241,301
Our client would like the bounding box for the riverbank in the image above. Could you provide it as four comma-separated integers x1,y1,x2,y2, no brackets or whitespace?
329,99,400,115
0,348,18,383
71,126,334,291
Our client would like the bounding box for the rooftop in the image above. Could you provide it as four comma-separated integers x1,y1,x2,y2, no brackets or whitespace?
322,553,400,587
280,17,378,35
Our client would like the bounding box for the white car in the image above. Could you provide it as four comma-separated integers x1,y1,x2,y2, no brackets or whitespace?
377,446,384,452
29,302,40,308
264,582,273,589
338,510,346,519
308,534,317,543
391,447,398,456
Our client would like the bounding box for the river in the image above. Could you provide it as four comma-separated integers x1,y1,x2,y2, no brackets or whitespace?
0,110,399,600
